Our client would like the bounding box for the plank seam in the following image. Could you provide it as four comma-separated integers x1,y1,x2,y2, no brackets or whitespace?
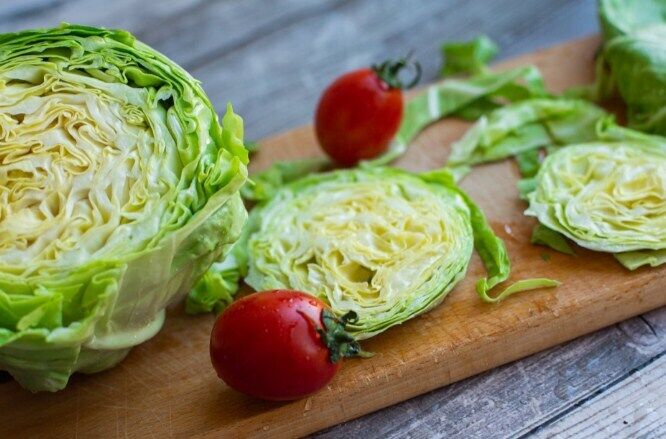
517,350,666,438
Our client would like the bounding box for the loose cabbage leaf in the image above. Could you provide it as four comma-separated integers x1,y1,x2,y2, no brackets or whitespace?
0,24,248,391
615,249,666,270
515,149,542,178
368,65,547,165
422,170,559,303
446,98,609,179
531,225,575,255
440,35,499,77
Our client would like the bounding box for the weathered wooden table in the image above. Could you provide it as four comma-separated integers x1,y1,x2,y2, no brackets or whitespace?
1,1,663,437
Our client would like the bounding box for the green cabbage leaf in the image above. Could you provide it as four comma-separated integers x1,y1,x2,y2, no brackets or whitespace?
596,0,666,135
0,24,248,391
368,65,548,165
447,98,609,179
440,35,499,77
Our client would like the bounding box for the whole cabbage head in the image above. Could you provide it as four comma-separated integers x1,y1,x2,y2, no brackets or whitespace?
0,24,248,392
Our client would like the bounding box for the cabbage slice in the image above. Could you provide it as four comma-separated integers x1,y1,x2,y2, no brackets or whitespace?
525,141,666,268
236,167,556,339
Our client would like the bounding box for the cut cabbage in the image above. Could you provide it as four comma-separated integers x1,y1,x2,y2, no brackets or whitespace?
525,141,666,269
235,167,557,339
447,98,609,179
0,24,248,391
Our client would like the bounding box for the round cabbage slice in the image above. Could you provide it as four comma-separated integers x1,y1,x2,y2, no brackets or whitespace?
525,142,666,260
241,167,556,338
0,25,248,391
246,169,472,337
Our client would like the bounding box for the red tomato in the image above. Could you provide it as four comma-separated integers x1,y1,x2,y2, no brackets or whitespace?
210,290,366,401
315,58,421,166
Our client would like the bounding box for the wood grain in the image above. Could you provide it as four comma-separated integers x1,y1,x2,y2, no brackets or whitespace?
0,35,664,439
314,308,666,438
534,353,665,438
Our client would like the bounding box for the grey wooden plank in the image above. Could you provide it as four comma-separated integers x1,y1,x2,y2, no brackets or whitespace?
533,354,665,439
313,307,666,438
0,0,598,140
186,0,599,140
0,0,205,32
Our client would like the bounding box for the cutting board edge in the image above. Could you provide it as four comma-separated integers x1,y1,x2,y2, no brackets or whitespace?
201,275,665,438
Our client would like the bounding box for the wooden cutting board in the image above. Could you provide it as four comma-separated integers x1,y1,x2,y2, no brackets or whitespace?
1,35,664,438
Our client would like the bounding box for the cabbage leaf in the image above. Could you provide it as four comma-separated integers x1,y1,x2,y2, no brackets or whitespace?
440,35,499,77
368,65,547,165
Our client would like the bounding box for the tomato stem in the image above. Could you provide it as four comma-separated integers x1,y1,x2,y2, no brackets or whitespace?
372,54,422,90
317,310,373,363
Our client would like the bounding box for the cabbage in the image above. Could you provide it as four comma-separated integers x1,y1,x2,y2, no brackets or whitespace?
0,24,248,391
525,140,666,269
368,65,547,165
228,167,557,339
440,35,499,77
443,95,666,269
447,98,609,179
596,0,666,135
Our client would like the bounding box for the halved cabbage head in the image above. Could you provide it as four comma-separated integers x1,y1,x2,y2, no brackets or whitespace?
0,25,248,391
239,167,556,339
525,141,666,269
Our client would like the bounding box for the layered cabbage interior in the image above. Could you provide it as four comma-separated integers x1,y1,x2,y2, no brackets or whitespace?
0,64,180,274
526,143,666,252
247,173,474,336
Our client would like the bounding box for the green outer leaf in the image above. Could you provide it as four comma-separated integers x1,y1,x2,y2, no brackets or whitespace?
615,249,666,270
185,205,261,314
596,0,666,135
440,35,499,77
515,149,542,178
598,0,666,40
531,224,575,255
366,65,547,166
0,24,248,391
422,170,559,303
446,98,608,178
